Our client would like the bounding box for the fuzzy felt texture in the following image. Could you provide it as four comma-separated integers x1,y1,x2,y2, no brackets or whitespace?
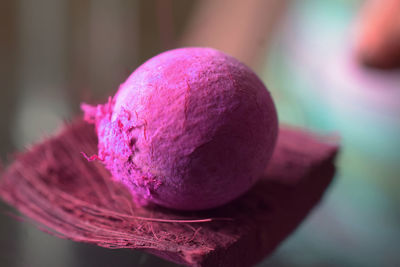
82,47,278,210
0,119,338,267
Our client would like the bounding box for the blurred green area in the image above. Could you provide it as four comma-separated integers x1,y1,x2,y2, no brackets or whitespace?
262,1,400,266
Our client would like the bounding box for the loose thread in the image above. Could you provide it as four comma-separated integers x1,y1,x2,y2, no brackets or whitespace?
80,152,104,162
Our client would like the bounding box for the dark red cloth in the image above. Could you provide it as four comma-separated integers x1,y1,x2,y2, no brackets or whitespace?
0,119,338,267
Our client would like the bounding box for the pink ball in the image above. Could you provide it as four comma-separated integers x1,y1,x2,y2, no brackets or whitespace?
82,47,278,210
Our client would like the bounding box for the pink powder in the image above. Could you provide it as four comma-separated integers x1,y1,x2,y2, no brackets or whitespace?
82,47,278,210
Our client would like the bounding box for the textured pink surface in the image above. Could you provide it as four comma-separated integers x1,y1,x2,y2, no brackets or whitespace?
82,47,278,210
0,119,338,267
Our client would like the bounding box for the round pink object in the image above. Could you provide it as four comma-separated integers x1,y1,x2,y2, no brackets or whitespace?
82,47,278,210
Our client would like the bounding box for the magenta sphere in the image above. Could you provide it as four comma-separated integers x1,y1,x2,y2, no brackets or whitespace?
82,47,278,210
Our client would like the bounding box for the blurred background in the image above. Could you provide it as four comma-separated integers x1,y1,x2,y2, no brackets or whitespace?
1,0,400,266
